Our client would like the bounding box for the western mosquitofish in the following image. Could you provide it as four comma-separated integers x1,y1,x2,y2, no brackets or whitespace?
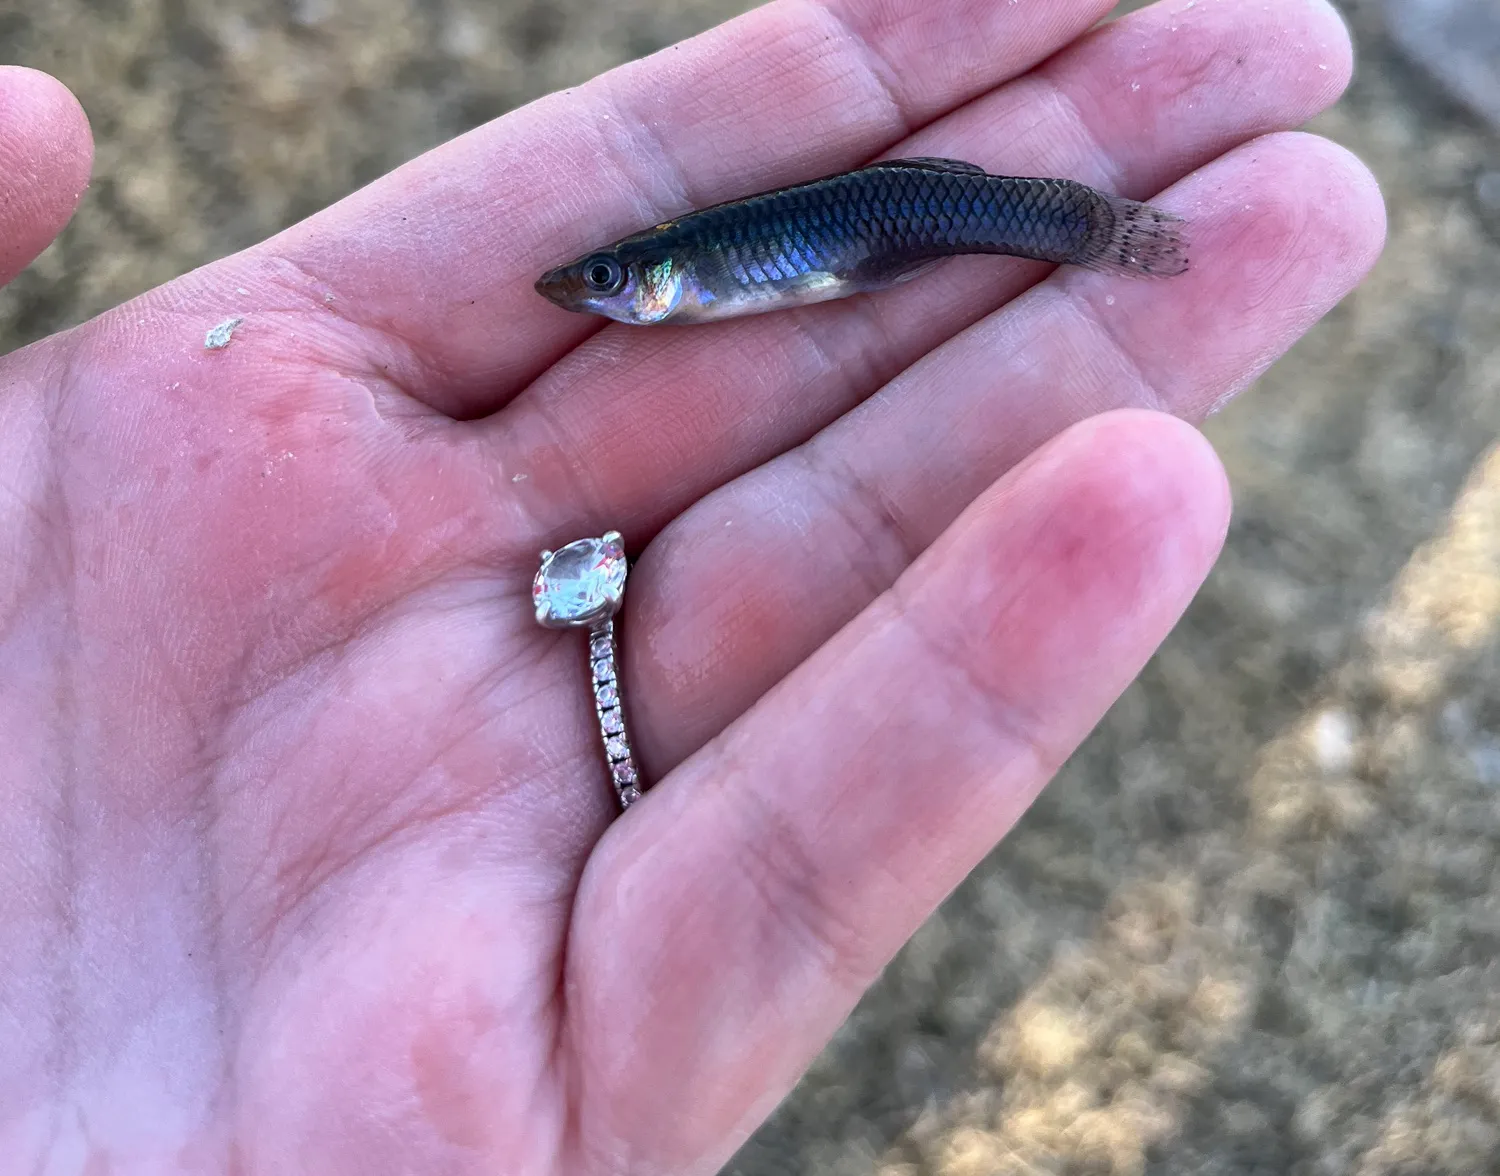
534,157,1187,326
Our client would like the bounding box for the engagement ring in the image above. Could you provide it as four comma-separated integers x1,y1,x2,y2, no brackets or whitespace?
533,532,644,809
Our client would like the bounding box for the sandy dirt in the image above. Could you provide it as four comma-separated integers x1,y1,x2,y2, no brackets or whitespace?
3,0,1498,1171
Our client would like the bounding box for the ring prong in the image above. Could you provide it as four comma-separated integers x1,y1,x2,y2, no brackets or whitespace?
602,531,623,554
535,601,551,625
539,549,553,563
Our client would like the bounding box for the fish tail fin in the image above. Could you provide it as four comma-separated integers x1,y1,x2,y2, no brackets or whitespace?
1074,194,1188,278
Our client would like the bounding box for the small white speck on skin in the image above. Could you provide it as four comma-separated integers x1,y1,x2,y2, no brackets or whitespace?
204,316,245,350
1105,294,1116,306
261,450,296,478
324,292,335,303
1318,63,1329,71
511,473,529,483
235,287,249,295
1130,81,1141,92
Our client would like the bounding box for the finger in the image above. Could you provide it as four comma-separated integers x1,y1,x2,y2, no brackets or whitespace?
492,0,1352,542
628,131,1386,770
568,410,1231,1174
255,0,1114,415
0,67,92,289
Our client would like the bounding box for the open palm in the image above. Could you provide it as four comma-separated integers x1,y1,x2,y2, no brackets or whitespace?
1,0,1382,1171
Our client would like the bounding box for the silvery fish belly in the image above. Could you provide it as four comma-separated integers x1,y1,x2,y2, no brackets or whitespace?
534,157,1188,326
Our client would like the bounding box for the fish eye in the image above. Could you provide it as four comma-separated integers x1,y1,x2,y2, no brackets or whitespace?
582,255,624,294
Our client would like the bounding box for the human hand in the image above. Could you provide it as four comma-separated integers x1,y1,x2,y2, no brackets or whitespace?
0,0,1383,1171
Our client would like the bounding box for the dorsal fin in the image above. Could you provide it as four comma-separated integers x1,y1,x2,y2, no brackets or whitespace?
877,157,989,176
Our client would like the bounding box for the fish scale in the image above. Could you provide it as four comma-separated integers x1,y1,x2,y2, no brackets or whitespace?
683,170,1094,273
536,157,1188,325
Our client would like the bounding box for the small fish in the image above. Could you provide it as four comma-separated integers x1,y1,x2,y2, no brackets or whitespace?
535,157,1187,326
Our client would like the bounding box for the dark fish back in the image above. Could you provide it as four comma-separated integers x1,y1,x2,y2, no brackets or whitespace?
626,160,1187,283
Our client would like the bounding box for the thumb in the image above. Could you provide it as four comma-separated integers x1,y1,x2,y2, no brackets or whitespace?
0,66,93,289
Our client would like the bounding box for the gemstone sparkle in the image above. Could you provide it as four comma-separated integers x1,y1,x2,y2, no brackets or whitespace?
533,536,627,627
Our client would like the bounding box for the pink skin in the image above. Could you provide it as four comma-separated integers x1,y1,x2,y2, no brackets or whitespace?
0,67,91,285
0,2,1382,1173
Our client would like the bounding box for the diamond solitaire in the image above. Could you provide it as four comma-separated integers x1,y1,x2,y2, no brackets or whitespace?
533,533,627,629
533,532,643,808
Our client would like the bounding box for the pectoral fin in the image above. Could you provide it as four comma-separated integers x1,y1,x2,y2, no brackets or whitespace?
849,253,950,289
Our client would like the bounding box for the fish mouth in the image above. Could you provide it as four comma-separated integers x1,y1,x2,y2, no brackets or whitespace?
534,269,580,310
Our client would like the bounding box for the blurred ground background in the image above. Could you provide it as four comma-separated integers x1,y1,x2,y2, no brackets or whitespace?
2,0,1498,1172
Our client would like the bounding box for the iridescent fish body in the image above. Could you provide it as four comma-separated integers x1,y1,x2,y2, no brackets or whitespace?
535,157,1187,326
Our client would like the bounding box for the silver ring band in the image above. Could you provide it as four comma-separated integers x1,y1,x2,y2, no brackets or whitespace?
533,532,645,809
588,618,642,807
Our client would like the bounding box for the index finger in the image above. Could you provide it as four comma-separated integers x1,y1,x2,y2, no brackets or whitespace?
253,0,1116,417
